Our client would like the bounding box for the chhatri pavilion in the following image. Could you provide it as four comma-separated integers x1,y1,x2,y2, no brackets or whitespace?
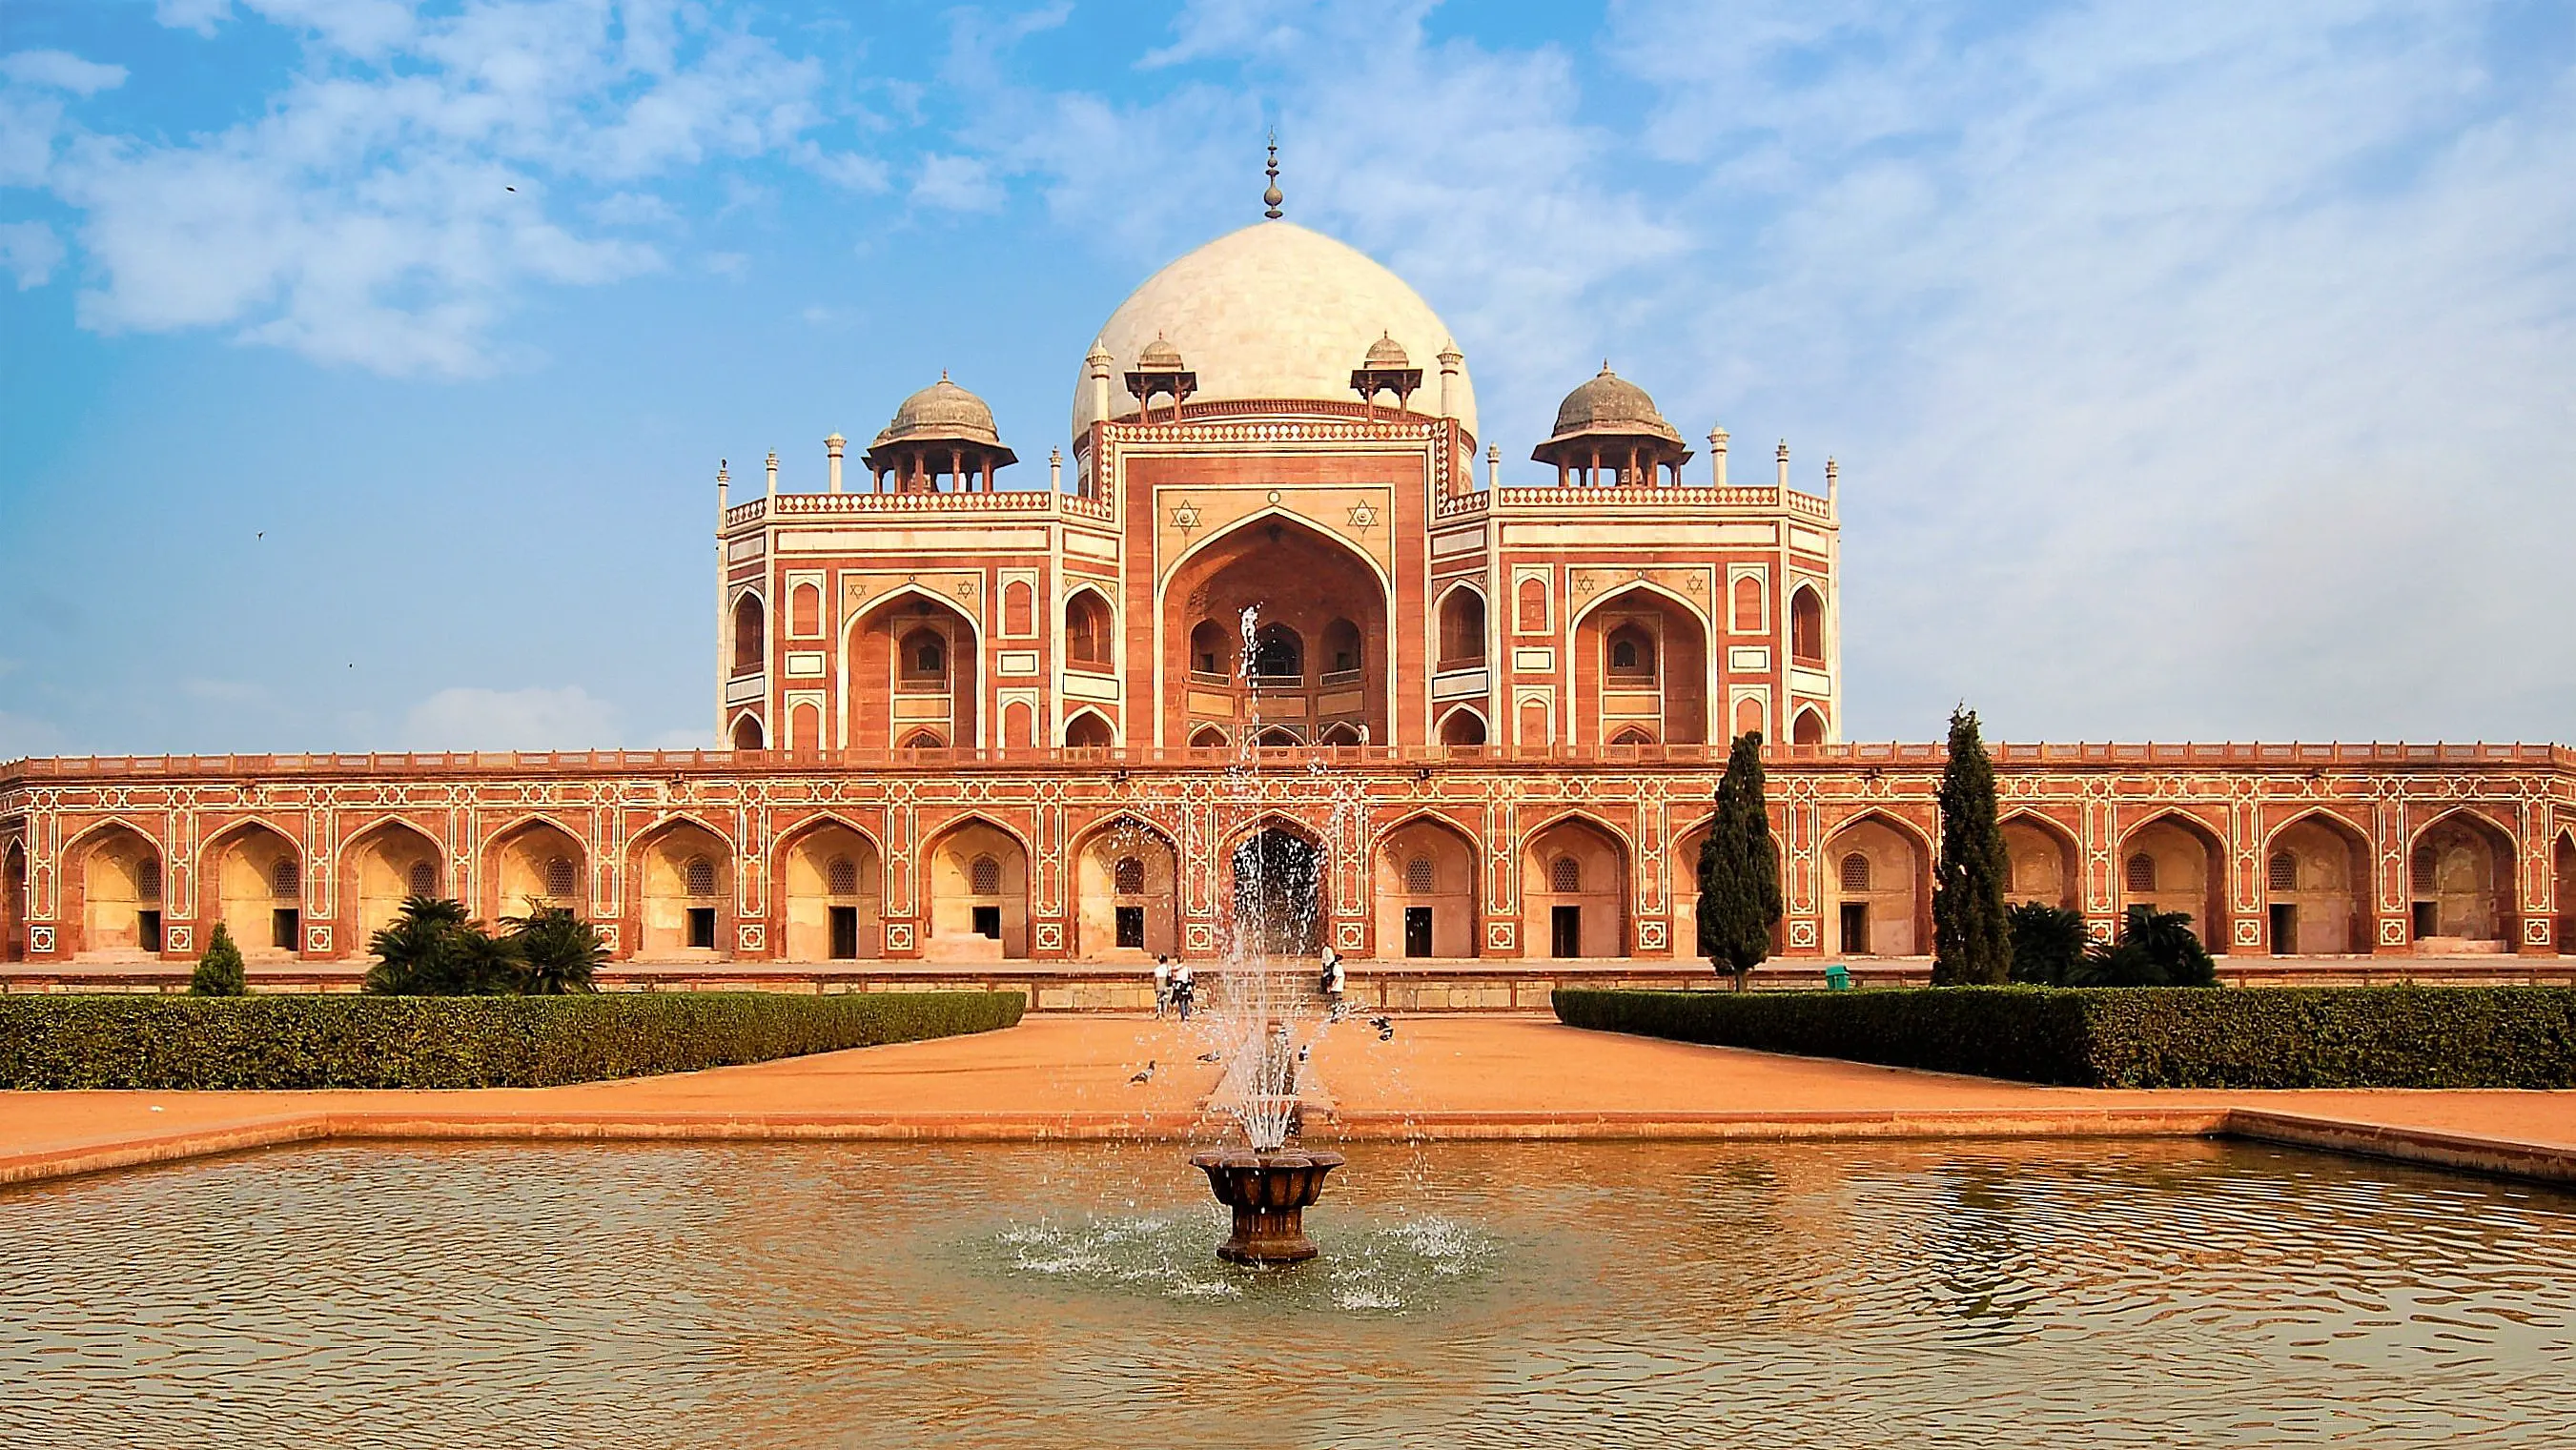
3,171,2569,989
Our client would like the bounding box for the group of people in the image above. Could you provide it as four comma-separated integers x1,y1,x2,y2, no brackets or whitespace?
1149,947,1347,1021
1151,955,1197,1020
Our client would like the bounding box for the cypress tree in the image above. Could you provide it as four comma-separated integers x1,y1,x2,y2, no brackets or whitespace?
1932,705,2013,985
190,922,247,996
1698,730,1783,991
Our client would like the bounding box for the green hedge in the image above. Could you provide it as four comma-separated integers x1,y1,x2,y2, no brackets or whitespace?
0,990,1025,1090
1552,986,2576,1089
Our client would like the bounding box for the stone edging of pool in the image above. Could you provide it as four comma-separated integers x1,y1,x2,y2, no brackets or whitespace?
8,1104,2570,1192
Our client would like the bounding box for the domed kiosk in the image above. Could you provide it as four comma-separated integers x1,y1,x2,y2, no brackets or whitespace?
864,374,1017,493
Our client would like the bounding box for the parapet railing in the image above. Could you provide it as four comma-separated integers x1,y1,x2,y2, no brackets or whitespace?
1433,484,1834,521
723,487,1110,529
5,740,2568,783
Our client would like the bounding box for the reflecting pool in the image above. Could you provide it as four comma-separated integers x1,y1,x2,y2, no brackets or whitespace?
7,1138,2573,1448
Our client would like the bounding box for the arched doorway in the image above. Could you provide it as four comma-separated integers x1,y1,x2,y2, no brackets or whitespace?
1437,707,1487,747
2001,814,2080,910
1436,586,1486,669
848,591,980,751
1162,516,1391,747
2557,831,2574,956
1789,586,1825,664
1,840,25,962
1523,816,1626,958
1791,708,1827,746
925,818,1030,961
2408,811,2518,951
1065,589,1114,673
732,591,765,675
484,818,585,922
2264,813,2371,955
2118,815,2229,951
633,819,731,957
65,824,164,957
1667,815,1713,960
343,820,444,950
1231,825,1322,959
1573,586,1708,746
1375,816,1480,959
730,714,765,751
1064,710,1114,748
1822,814,1929,957
1075,818,1178,960
203,822,303,958
778,820,882,961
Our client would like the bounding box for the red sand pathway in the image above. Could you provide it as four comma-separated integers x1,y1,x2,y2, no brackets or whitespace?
3,1016,2570,1188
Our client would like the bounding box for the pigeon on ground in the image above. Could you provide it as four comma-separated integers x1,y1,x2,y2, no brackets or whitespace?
1195,1051,1222,1063
1128,1060,1156,1084
1369,1014,1396,1042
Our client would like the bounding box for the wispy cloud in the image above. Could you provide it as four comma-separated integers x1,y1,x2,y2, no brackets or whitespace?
400,684,622,750
11,2,850,376
0,221,62,288
0,50,130,95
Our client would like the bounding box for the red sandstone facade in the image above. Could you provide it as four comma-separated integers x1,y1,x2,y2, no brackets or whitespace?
2,220,2569,974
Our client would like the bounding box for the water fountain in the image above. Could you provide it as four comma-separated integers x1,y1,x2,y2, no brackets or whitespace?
1178,605,1365,1265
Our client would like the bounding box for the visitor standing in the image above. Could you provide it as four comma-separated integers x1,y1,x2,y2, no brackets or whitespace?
1319,945,1346,1021
1172,962,1196,1022
1152,954,1172,1018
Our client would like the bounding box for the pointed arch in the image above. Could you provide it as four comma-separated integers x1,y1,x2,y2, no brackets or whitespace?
2554,827,2574,958
1158,510,1393,750
2117,809,2229,951
1228,816,1328,958
1063,708,1115,748
1568,581,1710,747
341,816,447,952
628,813,733,958
2261,807,2371,955
1,838,26,963
1063,584,1115,671
774,811,884,961
60,819,166,958
1436,705,1487,747
1790,707,1827,747
1376,809,1481,959
483,813,588,922
1789,584,1825,664
200,818,304,958
1999,809,2081,912
1072,813,1180,960
922,812,1031,960
2405,807,2519,950
1523,810,1629,958
730,712,766,751
843,583,984,752
1822,808,1933,958
1434,580,1487,668
731,588,766,676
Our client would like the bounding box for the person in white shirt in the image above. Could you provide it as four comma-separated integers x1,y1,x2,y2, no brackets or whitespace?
1319,945,1346,1021
1152,955,1172,1018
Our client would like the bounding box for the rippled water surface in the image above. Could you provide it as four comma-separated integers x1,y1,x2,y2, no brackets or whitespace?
8,1137,2574,1448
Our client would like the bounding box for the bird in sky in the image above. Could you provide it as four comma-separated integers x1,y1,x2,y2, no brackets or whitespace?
1128,1060,1155,1085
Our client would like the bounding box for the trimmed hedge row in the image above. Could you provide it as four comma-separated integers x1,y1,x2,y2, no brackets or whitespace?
0,990,1025,1090
1552,986,2576,1089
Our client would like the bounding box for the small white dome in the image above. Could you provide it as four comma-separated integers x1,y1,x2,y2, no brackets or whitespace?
1073,222,1476,442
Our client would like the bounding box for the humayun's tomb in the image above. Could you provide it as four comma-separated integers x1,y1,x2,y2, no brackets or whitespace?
2,200,2569,999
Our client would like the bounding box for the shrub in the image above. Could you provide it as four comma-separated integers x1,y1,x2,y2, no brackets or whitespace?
0,990,1025,1091
2007,903,2089,986
504,907,606,995
1552,985,2576,1089
190,923,247,997
2073,906,2217,988
364,896,607,996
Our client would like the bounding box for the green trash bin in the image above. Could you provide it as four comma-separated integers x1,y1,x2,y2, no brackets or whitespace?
1823,963,1852,990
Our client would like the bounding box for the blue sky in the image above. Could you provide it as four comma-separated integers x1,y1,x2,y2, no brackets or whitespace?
2,0,2570,756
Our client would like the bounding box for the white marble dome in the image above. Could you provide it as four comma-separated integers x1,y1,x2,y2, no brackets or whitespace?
1073,221,1476,442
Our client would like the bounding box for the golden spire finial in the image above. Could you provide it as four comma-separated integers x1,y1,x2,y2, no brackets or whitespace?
1262,131,1283,220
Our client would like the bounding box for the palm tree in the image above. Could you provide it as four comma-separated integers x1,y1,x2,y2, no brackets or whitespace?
502,906,605,994
365,895,473,994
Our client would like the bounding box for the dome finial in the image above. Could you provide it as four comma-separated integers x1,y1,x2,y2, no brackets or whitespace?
1262,130,1283,220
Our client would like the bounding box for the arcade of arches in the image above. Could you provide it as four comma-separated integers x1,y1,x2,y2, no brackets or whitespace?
5,780,2567,967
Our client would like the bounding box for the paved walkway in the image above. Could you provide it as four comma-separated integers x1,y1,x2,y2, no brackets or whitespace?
4,1016,2571,1188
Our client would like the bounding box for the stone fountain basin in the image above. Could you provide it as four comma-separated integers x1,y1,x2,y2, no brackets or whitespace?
1189,1148,1347,1265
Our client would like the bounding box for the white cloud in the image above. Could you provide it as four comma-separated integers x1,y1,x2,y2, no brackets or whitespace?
25,1,834,376
153,0,235,35
911,152,1002,212
1595,0,2576,740
400,684,621,750
0,221,63,288
0,51,130,95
